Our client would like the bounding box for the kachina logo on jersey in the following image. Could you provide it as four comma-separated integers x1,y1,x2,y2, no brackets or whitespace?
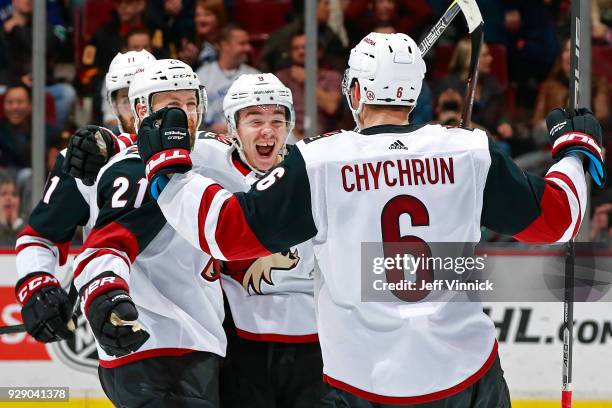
50,314,98,374
389,140,409,150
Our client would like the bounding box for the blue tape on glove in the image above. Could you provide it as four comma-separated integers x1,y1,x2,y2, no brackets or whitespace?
149,175,169,200
565,148,605,187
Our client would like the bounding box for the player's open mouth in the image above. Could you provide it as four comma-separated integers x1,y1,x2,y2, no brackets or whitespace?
255,142,275,157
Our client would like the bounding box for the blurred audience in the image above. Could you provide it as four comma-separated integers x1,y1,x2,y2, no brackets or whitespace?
146,0,195,57
79,0,163,96
275,31,342,139
532,39,610,143
438,39,508,138
260,0,346,73
0,0,75,126
197,24,259,133
0,84,57,169
178,0,227,70
344,0,431,46
0,170,23,245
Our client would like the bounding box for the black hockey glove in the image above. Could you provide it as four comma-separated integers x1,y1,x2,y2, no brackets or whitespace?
81,272,149,357
546,107,606,188
16,272,76,343
63,126,116,186
137,107,192,199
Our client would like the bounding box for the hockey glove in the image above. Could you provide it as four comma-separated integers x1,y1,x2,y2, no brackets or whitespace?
137,107,192,195
16,272,76,343
63,126,116,186
81,272,149,357
547,108,606,188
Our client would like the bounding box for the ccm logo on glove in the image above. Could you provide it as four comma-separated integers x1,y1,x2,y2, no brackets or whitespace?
17,274,61,304
552,132,603,160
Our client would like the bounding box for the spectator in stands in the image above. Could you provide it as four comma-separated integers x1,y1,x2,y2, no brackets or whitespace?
275,31,342,140
532,39,610,143
1,0,75,126
439,38,507,136
178,0,227,70
343,0,431,46
260,0,346,73
79,0,162,98
0,84,56,169
196,24,259,133
146,0,195,58
504,0,559,113
590,202,612,244
0,171,23,245
593,0,612,44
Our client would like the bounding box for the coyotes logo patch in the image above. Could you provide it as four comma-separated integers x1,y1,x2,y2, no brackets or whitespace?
215,249,300,294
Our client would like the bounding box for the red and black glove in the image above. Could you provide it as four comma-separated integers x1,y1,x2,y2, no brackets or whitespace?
63,126,116,186
15,272,75,343
137,107,192,198
547,108,606,188
80,272,149,357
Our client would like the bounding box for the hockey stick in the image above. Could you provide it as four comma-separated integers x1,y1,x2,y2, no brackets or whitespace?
417,0,484,128
562,1,581,407
0,282,79,336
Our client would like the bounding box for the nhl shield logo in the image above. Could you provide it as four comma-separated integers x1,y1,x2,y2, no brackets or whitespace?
50,314,98,374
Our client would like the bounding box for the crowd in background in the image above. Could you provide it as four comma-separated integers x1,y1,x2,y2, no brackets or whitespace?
0,0,611,245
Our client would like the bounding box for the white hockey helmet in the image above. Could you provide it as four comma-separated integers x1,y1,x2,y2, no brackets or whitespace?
106,50,156,131
342,32,426,128
223,73,294,173
128,59,207,131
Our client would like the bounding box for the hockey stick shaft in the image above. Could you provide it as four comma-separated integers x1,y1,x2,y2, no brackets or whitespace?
417,0,484,127
562,1,581,407
460,24,484,128
0,324,26,335
419,1,462,56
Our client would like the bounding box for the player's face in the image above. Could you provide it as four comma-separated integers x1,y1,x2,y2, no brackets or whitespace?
150,89,200,147
113,88,135,134
236,105,289,171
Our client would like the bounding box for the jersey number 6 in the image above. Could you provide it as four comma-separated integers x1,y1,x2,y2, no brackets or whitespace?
381,195,433,302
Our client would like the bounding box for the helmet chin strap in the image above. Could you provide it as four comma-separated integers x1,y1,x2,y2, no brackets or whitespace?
345,88,365,132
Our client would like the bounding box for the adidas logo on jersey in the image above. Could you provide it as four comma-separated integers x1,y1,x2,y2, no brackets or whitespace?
389,140,409,150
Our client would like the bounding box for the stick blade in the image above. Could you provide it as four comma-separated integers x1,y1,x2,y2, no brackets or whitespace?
457,0,483,33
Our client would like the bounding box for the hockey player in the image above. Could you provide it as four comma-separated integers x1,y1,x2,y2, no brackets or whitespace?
66,72,325,406
206,74,323,407
140,32,605,407
14,50,154,344
71,59,225,407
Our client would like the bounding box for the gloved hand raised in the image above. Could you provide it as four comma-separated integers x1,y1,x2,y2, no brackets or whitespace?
546,107,606,188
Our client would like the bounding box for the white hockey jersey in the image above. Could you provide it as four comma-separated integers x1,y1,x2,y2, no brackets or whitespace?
73,146,225,368
191,134,317,342
15,133,137,283
156,123,586,403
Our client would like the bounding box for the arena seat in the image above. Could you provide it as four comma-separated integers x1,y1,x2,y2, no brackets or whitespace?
233,0,292,42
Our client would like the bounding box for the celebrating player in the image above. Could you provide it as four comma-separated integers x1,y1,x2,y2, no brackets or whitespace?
14,50,154,344
203,74,324,407
140,32,604,407
71,59,226,406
